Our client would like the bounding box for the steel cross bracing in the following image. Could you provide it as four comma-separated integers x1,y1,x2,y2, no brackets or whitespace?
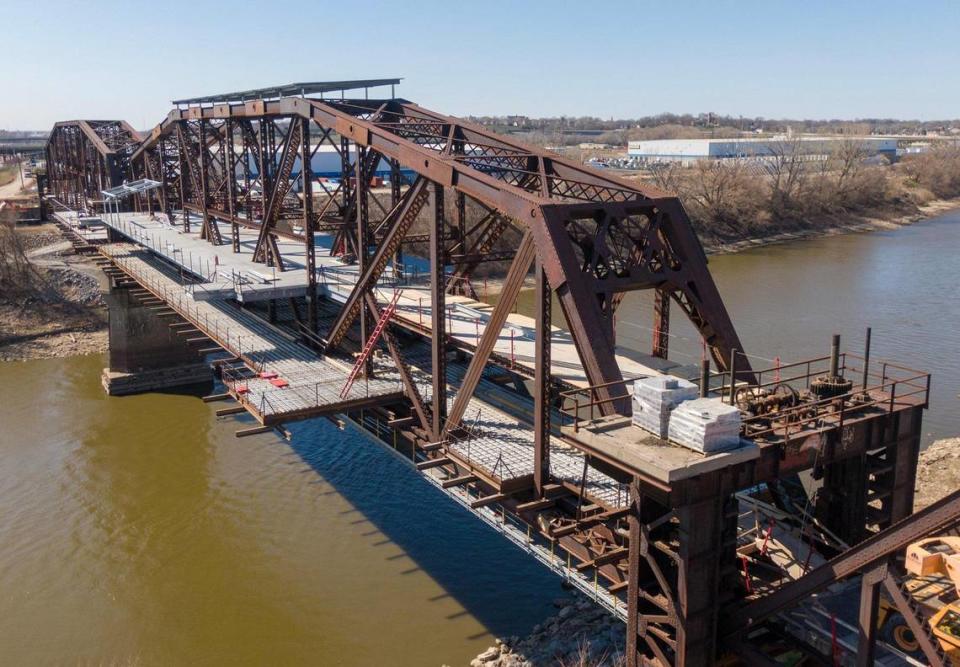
45,120,142,212
124,95,752,397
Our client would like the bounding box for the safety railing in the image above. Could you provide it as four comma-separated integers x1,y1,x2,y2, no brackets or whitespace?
559,378,639,433
741,368,930,442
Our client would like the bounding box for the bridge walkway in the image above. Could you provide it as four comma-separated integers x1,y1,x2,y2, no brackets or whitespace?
100,243,404,425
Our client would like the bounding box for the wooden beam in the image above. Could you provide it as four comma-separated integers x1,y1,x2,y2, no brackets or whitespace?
416,457,452,471
235,425,272,438
470,493,508,509
441,474,477,489
516,498,556,513
215,406,247,416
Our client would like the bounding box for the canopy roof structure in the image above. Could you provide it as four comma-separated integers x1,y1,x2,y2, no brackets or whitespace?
101,179,161,200
171,79,402,106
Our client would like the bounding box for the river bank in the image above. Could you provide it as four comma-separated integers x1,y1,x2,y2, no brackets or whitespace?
701,195,960,255
468,437,960,667
0,222,107,362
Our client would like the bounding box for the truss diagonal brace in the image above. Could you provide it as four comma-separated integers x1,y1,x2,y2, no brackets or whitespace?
324,177,429,350
444,231,536,433
254,120,302,266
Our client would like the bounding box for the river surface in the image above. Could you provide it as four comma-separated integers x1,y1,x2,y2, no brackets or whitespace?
0,354,561,666
1,211,958,666
615,210,960,445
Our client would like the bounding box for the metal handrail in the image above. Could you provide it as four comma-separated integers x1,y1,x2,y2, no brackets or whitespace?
559,378,639,433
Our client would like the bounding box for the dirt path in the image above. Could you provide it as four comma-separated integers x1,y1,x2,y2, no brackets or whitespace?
0,174,35,199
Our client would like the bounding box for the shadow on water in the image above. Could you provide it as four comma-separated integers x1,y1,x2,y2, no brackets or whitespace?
280,413,567,641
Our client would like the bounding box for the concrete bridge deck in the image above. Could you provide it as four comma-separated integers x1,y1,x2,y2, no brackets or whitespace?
100,243,404,424
72,210,684,390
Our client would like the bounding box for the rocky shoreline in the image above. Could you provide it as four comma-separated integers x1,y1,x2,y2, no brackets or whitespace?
914,437,960,510
464,596,625,667
467,437,960,667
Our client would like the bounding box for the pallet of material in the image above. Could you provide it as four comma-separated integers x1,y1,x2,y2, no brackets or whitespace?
632,375,698,438
667,398,742,454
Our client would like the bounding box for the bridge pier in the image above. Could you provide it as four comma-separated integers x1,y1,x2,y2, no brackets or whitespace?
101,282,212,396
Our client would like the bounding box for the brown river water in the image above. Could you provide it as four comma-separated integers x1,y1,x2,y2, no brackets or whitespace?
1,211,957,665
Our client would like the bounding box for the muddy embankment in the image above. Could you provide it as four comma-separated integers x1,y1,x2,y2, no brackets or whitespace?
0,222,108,362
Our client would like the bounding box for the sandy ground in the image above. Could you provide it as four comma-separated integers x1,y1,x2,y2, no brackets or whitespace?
0,173,36,199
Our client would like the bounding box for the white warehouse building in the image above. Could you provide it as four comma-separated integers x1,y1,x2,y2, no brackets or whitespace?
626,136,899,164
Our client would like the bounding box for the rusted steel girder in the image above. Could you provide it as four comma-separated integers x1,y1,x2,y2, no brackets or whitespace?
324,177,429,350
45,120,141,212
444,231,535,433
721,486,960,639
131,96,753,395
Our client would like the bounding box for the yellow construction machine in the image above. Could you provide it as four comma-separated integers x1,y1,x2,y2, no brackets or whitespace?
878,536,960,660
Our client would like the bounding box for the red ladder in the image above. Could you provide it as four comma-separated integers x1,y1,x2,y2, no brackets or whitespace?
339,290,403,399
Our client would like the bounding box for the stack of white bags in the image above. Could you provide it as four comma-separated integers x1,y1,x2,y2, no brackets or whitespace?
667,398,742,453
632,375,698,439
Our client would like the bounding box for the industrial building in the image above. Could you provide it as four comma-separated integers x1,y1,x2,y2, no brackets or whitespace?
627,136,899,164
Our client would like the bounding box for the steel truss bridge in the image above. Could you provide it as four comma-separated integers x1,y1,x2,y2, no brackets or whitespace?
44,80,952,667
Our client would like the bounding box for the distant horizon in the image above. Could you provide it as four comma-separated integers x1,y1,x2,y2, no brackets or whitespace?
4,109,960,135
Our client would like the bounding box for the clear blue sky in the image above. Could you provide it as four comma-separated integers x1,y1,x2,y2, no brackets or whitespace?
2,0,958,130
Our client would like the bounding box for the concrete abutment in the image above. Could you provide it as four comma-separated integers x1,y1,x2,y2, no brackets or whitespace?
101,282,212,395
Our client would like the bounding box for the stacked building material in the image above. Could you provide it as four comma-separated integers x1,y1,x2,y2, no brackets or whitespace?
632,375,698,438
667,397,742,453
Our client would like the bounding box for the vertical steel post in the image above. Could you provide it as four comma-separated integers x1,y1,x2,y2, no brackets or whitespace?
534,259,551,496
626,481,641,667
178,123,189,232
301,117,317,334
830,333,841,378
856,567,883,666
729,349,738,405
861,327,872,391
430,181,447,440
198,118,212,242
390,158,403,278
652,287,670,359
700,358,710,398
226,118,240,253
356,145,371,375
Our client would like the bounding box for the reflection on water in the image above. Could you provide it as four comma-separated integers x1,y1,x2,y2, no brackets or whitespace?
0,354,562,666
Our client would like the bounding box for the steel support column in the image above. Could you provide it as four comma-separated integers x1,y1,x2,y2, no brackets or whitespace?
653,287,670,359
302,117,317,333
856,565,884,666
534,259,551,495
430,182,447,441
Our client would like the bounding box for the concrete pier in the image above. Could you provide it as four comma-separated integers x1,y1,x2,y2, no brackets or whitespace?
101,282,212,395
